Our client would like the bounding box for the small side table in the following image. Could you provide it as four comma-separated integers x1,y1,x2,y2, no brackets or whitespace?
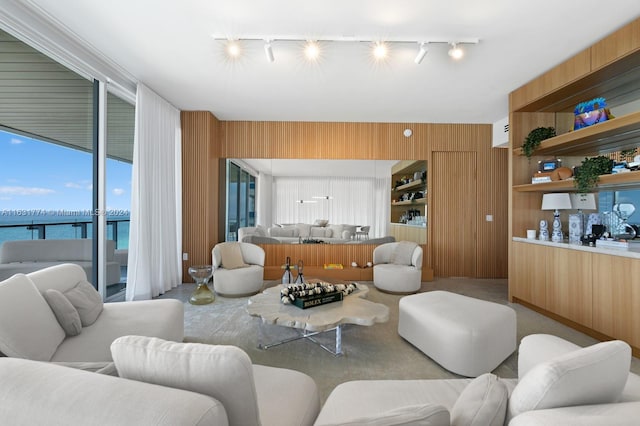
189,265,215,305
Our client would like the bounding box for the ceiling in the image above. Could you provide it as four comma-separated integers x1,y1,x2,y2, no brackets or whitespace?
13,0,640,124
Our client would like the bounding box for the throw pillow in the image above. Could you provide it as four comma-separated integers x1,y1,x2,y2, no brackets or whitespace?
0,274,66,361
451,373,508,426
390,241,418,265
43,289,82,336
313,219,329,227
507,340,631,421
217,242,249,269
63,280,104,327
111,335,261,426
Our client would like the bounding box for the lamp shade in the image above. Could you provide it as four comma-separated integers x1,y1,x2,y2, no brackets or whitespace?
570,193,597,210
541,193,572,210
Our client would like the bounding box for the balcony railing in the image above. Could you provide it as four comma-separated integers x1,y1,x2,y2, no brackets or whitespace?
0,219,130,249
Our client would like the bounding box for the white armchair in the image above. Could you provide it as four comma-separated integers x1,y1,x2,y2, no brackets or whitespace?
211,242,265,297
373,241,423,294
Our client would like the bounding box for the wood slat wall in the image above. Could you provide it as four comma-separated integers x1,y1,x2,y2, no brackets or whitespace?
181,111,221,281
182,118,508,280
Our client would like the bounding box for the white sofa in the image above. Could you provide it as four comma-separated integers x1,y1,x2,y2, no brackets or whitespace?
239,224,357,244
0,335,320,426
315,334,640,426
0,239,121,285
0,263,183,362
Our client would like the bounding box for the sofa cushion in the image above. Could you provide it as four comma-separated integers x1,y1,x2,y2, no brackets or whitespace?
63,280,103,326
0,274,66,361
310,227,333,238
315,404,450,426
217,242,249,270
43,289,82,336
508,340,631,420
269,226,299,237
451,373,508,426
112,335,260,426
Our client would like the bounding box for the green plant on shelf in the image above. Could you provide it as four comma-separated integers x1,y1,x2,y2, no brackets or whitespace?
574,156,614,194
522,127,556,158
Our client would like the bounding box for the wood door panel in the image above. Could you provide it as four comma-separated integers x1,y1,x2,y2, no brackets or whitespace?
432,151,476,277
511,242,546,307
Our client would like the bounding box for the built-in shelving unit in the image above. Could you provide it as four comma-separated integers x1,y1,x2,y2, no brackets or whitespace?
390,160,427,244
509,17,640,356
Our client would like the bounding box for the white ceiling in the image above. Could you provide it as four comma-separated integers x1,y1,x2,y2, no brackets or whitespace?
20,0,640,124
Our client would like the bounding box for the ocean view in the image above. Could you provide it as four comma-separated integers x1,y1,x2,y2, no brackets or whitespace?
0,212,130,249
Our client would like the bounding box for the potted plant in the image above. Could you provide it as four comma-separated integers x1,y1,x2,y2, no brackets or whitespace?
522,127,556,158
574,156,614,194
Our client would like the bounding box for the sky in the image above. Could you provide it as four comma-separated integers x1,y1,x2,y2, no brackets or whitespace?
0,129,131,214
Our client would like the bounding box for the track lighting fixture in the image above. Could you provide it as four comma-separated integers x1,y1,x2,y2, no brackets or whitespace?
414,43,428,64
296,199,317,204
312,196,333,200
264,40,274,62
448,42,464,60
212,35,478,63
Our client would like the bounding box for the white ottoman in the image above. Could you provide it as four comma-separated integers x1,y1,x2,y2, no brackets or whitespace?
398,290,516,377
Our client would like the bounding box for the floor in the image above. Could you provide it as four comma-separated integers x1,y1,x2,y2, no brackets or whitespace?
154,276,640,403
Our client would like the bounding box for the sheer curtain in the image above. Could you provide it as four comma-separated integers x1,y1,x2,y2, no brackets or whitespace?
126,83,182,300
272,176,390,237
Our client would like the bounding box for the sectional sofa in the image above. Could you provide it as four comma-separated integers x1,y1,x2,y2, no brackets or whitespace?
0,239,121,285
239,223,358,243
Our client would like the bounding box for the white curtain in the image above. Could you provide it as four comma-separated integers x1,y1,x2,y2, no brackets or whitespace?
272,176,390,237
126,83,182,300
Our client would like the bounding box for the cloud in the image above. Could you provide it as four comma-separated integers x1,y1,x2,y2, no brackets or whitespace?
65,181,92,190
10,138,23,145
0,196,10,201
112,188,125,196
0,186,55,196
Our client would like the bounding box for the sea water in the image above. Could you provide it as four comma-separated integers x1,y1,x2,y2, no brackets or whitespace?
0,210,130,248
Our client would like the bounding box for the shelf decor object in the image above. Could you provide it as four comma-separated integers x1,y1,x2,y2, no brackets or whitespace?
570,193,597,237
574,156,614,194
522,127,556,158
574,97,612,130
541,193,572,242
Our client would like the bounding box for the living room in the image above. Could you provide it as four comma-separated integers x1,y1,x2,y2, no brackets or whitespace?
2,1,640,425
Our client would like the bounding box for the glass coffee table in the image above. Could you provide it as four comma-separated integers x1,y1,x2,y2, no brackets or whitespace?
246,282,389,356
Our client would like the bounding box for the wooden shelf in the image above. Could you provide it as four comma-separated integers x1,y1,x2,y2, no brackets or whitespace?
513,110,640,157
513,170,640,192
393,180,424,191
392,197,427,206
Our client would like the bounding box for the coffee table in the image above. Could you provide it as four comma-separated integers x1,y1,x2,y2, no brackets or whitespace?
247,283,389,356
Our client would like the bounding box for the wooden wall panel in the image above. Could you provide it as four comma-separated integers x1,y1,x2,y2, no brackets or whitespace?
510,48,591,111
183,119,507,279
181,111,220,281
591,18,640,71
431,151,477,277
476,129,509,278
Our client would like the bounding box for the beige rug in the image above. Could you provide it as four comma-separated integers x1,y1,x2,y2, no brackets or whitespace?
158,278,640,404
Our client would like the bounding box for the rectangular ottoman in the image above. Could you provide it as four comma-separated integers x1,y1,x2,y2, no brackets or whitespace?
398,290,516,377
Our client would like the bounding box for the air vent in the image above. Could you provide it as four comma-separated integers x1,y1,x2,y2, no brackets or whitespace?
503,123,509,133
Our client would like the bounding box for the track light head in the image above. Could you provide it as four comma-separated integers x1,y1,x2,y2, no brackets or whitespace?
448,42,464,60
304,40,321,61
264,40,274,62
225,40,242,59
414,43,428,64
372,41,389,61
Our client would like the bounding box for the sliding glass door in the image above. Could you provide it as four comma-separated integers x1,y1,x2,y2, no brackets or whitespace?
226,160,256,241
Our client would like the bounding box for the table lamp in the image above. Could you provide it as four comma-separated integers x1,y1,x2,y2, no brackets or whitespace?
542,193,572,242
